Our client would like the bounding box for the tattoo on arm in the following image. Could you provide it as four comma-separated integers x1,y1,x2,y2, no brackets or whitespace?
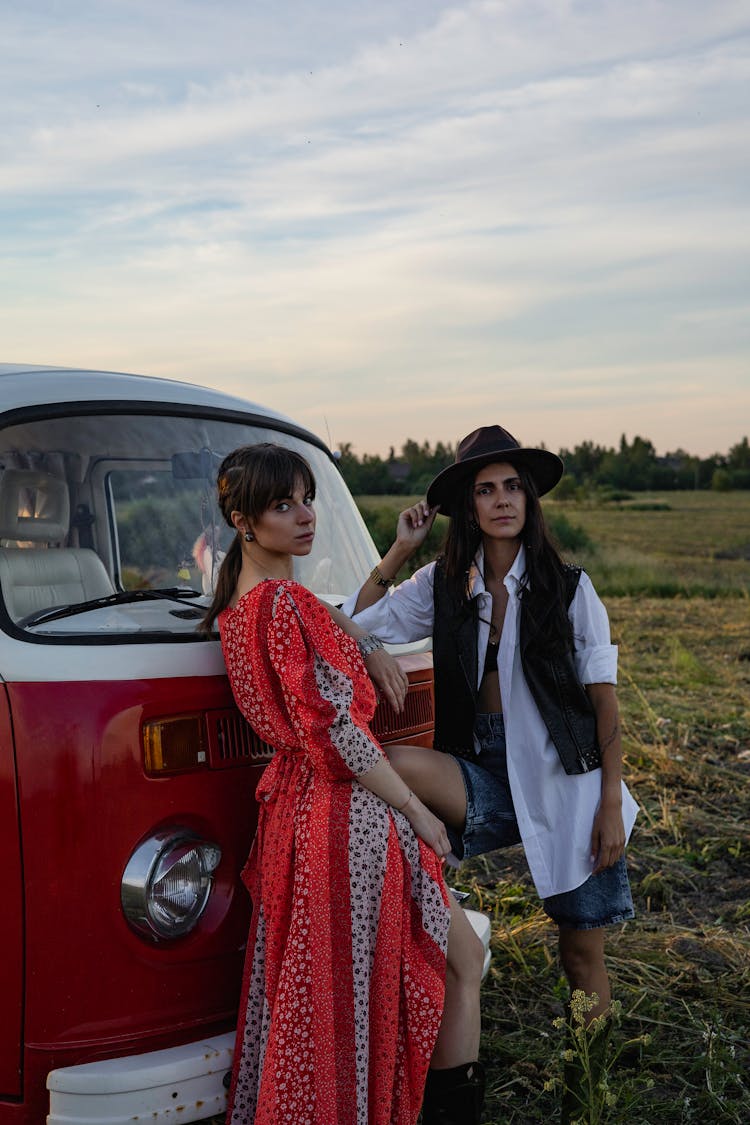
600,721,619,753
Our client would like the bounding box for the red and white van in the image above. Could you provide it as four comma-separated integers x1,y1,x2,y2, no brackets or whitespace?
0,364,489,1125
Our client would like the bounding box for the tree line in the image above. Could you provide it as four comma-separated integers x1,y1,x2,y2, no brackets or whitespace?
336,435,750,495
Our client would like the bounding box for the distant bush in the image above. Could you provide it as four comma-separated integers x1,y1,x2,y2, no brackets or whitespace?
548,476,577,500
624,501,672,512
356,501,445,573
546,512,592,553
712,469,732,492
117,497,198,572
601,489,634,502
356,502,400,558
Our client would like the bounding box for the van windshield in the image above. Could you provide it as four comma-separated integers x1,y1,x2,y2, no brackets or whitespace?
0,408,377,640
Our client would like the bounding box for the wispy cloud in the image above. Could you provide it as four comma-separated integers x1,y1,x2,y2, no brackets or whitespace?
1,1,748,456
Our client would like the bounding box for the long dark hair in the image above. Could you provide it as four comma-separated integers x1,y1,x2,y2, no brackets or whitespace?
441,461,573,653
199,443,316,634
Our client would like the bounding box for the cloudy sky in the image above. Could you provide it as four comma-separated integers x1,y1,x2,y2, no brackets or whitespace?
2,0,748,458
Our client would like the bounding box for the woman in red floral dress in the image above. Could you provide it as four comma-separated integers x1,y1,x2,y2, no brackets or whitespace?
201,444,484,1125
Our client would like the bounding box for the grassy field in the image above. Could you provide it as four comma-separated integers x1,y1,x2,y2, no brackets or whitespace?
357,489,750,599
552,490,750,599
205,491,750,1124
470,591,750,1123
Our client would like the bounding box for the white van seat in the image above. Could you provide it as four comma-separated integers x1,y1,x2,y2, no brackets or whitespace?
0,469,114,622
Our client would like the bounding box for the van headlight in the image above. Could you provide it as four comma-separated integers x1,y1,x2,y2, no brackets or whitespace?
121,828,222,941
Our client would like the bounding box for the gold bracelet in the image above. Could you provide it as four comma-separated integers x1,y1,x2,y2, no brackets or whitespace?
370,565,394,588
395,790,414,812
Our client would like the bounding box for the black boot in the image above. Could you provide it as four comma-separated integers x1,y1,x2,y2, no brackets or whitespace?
421,1061,486,1125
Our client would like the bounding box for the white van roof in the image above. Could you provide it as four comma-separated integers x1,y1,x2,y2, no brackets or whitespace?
0,364,298,429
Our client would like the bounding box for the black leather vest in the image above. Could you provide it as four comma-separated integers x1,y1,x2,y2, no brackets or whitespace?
432,560,601,775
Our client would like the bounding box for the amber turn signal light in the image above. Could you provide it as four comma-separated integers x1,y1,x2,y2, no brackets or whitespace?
143,715,207,774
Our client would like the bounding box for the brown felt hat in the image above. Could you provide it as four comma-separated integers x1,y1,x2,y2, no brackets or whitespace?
426,425,564,516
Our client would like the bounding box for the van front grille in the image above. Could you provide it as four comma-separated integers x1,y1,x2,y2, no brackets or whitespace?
206,677,434,767
206,709,275,769
371,681,433,744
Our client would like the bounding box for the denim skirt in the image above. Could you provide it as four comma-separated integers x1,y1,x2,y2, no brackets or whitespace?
449,712,634,930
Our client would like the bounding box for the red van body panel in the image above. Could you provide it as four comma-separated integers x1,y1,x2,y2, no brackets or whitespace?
10,675,257,1123
0,366,440,1124
14,676,256,1047
0,687,24,1099
1,658,434,1124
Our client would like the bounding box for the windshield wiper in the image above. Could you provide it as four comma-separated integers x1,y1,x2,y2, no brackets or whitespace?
19,588,202,628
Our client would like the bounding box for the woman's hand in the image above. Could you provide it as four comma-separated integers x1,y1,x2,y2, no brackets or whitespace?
319,602,407,710
363,647,409,712
402,794,452,859
590,797,626,873
395,501,439,553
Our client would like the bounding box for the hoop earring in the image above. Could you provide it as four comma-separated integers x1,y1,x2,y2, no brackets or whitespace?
244,531,254,542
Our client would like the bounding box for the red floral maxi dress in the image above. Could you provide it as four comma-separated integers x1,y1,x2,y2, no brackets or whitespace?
219,579,450,1125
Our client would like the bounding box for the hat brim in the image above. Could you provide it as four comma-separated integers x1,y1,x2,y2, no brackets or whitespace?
426,448,564,516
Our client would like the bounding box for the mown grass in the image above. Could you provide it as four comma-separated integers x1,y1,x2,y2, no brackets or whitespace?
203,493,750,1124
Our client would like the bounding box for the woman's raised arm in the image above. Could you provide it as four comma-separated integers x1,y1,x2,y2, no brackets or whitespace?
353,500,438,613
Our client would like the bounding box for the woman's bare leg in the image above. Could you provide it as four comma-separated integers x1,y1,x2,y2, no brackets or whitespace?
399,750,484,1119
558,927,611,1021
386,745,467,829
431,893,484,1067
387,749,481,1058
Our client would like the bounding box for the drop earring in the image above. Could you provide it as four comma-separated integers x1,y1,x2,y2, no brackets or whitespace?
244,531,254,542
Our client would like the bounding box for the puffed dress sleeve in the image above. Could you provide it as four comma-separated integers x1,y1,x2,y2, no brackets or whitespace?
266,581,385,780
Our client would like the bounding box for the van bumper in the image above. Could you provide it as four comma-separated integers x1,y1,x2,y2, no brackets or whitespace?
46,910,491,1125
469,907,492,978
46,1032,234,1125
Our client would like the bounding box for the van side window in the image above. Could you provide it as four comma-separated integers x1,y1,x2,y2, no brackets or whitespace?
0,409,376,641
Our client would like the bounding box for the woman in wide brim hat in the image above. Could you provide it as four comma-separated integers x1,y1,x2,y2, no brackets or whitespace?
425,423,564,516
341,424,638,1125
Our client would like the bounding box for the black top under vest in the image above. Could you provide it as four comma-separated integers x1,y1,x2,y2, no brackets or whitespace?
482,638,499,677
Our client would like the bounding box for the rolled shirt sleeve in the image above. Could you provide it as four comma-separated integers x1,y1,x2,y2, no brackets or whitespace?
570,571,618,685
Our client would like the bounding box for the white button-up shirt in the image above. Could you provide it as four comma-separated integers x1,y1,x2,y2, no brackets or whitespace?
342,547,638,898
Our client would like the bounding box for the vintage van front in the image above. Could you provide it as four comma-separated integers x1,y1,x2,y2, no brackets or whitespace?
0,365,488,1125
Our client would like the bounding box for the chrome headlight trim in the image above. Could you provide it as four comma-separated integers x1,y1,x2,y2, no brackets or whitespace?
121,827,222,941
